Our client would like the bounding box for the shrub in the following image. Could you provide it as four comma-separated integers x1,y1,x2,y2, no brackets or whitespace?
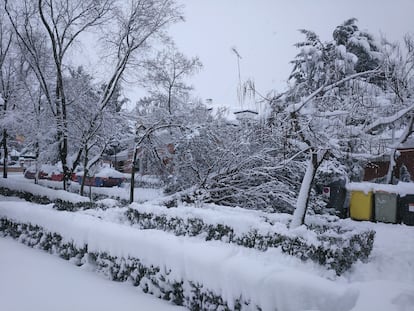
0,187,97,211
125,208,375,275
0,217,254,311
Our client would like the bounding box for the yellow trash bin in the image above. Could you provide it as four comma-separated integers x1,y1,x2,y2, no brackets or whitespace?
350,190,373,221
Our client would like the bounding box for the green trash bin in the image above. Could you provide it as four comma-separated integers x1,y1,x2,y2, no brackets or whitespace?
374,191,398,224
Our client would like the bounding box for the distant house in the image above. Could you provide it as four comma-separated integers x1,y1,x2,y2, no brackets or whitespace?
109,143,174,175
18,150,36,168
363,140,414,182
233,109,259,125
109,148,133,173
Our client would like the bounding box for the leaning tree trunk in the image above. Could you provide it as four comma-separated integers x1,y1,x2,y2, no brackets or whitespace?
290,149,327,228
385,150,398,185
385,115,414,184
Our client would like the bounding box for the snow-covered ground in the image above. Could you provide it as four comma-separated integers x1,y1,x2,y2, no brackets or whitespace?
0,237,186,311
342,221,414,311
0,175,413,311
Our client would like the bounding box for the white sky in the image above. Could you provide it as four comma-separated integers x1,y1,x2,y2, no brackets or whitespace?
165,0,414,111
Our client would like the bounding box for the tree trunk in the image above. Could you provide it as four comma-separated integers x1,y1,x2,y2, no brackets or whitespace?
34,141,40,184
167,85,172,115
49,42,69,190
61,96,69,190
80,148,89,197
2,129,7,178
290,149,327,228
80,170,87,197
385,151,398,184
129,148,139,204
58,110,69,190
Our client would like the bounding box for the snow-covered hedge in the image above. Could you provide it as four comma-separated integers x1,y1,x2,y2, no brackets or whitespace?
126,203,375,275
0,178,95,210
134,174,163,188
0,203,358,311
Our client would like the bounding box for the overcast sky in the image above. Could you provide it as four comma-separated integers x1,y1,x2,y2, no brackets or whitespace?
163,0,414,112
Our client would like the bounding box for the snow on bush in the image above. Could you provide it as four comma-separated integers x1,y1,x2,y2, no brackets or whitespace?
0,178,88,203
134,175,163,188
36,176,161,204
126,203,375,275
0,202,358,311
69,183,162,204
0,178,93,210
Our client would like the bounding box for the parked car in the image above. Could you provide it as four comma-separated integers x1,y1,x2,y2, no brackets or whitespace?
75,167,125,187
24,168,49,180
24,164,65,181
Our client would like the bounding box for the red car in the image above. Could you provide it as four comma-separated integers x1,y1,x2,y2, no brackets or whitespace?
24,169,48,180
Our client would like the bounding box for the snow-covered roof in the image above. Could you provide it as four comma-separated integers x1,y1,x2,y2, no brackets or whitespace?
20,152,36,159
377,127,414,149
233,109,259,115
108,149,130,162
10,149,20,157
398,138,414,149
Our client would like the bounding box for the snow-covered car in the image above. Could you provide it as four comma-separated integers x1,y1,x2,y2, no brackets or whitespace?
24,168,49,180
23,164,56,180
75,167,125,187
23,164,75,181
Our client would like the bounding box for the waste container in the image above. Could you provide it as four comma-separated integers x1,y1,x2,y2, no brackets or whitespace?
399,195,414,226
350,190,373,221
374,192,398,223
326,180,347,218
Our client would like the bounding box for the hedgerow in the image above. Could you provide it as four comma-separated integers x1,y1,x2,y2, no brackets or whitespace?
125,207,375,275
0,218,254,311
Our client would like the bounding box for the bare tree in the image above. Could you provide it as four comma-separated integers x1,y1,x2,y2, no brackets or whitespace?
4,0,183,190
0,12,15,178
4,0,112,188
142,46,202,114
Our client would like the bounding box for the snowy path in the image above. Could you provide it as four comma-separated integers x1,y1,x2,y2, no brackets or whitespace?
345,221,414,284
341,220,414,311
0,237,186,311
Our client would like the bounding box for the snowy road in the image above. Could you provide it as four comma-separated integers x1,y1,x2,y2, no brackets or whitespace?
0,237,186,311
